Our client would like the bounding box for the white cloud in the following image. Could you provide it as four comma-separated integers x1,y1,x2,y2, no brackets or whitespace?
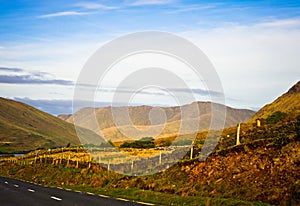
0,37,102,81
166,4,216,14
38,11,90,19
129,0,176,6
2,17,299,110
256,18,300,28
182,18,300,108
75,2,119,10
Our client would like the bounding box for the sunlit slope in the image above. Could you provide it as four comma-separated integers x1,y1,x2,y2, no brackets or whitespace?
60,102,255,141
0,97,103,153
249,81,300,122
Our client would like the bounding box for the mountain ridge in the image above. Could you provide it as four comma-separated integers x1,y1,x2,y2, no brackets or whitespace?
249,81,300,122
0,97,104,153
59,101,255,141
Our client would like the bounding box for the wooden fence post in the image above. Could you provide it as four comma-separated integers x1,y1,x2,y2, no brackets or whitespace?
236,123,241,145
159,151,162,164
67,155,70,166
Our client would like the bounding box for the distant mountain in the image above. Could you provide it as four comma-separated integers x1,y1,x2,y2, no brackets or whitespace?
250,81,300,122
59,102,255,142
57,114,72,121
0,97,104,153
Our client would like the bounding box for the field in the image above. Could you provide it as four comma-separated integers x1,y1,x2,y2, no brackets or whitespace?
0,149,271,206
1,118,299,205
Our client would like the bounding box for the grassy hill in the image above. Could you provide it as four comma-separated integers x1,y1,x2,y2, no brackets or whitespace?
1,83,300,205
0,97,103,153
60,102,254,142
249,81,300,122
1,117,299,205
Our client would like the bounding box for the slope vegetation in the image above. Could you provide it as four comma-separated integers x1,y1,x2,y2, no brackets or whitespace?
0,98,102,153
250,81,300,122
60,102,254,141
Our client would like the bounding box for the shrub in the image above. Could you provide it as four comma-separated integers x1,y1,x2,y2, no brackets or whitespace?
139,137,154,142
108,140,115,147
160,140,172,147
274,132,289,149
296,115,300,141
120,142,132,148
266,111,287,124
172,139,192,146
120,137,156,149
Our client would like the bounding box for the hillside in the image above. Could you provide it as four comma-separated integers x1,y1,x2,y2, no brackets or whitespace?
1,118,299,205
1,84,300,205
0,97,104,153
59,102,255,141
250,81,300,122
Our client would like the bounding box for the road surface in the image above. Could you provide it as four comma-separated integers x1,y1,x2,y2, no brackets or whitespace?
0,176,154,206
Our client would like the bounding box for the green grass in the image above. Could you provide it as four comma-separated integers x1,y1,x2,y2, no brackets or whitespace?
0,158,274,206
0,158,272,206
250,87,300,122
0,97,104,153
1,118,298,205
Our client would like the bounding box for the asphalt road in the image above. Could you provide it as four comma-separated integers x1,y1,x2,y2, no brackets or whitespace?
0,176,154,206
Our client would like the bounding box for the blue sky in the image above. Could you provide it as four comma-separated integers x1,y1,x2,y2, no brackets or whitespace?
1,0,300,115
1,0,300,40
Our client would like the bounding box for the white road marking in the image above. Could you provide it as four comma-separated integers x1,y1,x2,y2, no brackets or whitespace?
86,192,95,196
99,194,109,198
50,196,62,201
116,197,129,202
2,180,152,205
136,202,155,206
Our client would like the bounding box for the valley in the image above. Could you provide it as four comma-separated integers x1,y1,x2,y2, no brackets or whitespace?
0,81,300,205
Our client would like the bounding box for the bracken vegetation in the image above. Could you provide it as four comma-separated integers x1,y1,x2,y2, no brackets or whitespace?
1,117,299,205
266,111,287,124
1,81,300,205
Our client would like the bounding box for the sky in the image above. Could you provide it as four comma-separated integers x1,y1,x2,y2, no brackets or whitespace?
0,0,300,115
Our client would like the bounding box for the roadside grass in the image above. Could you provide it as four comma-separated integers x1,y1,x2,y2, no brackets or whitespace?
55,185,271,206
2,119,298,206
0,162,271,206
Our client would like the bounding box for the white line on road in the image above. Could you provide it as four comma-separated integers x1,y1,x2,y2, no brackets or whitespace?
136,201,155,206
14,184,19,188
86,192,95,196
50,196,62,201
27,189,35,192
99,194,109,198
4,181,8,184
116,197,129,202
